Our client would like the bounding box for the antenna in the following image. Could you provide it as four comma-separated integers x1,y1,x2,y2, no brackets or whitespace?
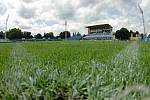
65,20,67,40
138,4,146,35
5,14,9,40
65,20,67,31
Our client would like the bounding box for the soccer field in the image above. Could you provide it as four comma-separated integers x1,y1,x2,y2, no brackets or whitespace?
0,41,150,99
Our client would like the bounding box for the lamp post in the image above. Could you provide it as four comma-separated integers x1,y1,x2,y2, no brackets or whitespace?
138,4,146,37
5,14,9,40
65,20,67,40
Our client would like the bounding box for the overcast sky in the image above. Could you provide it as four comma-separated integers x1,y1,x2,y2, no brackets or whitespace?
0,0,149,35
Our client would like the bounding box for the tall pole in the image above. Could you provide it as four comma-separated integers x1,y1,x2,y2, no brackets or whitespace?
138,4,146,36
65,20,67,40
5,14,9,40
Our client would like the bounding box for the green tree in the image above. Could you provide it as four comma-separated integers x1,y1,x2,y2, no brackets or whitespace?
135,31,140,36
77,32,81,36
44,32,54,39
130,30,135,37
34,33,42,39
59,31,71,39
115,28,131,40
112,32,116,35
130,30,140,37
141,34,144,39
73,32,75,36
130,30,134,34
0,31,4,39
23,31,33,39
6,28,23,40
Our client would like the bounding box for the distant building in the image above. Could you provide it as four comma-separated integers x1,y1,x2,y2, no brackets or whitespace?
129,34,141,41
83,24,113,40
67,36,82,40
144,34,150,42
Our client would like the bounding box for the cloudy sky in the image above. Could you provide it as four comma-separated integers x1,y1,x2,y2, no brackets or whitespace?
0,0,149,35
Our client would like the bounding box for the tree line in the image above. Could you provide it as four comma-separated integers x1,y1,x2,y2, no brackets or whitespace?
114,28,144,40
0,27,147,40
0,28,79,40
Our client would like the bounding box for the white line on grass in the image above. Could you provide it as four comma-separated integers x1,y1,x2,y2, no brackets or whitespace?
86,42,148,99
0,44,47,99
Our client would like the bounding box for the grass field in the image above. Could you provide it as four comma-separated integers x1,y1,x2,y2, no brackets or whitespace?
139,42,150,85
0,41,150,100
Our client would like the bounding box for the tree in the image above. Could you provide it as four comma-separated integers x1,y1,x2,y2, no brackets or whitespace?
34,33,43,39
6,28,23,40
130,30,135,37
74,32,77,36
73,32,75,36
135,31,140,36
44,32,54,39
130,30,140,37
141,34,144,39
77,32,81,36
23,31,33,39
112,32,116,35
56,36,61,39
0,31,4,39
83,34,86,37
130,30,134,34
59,31,71,39
115,28,131,40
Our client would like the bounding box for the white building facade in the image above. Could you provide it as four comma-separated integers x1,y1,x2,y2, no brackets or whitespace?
84,24,113,40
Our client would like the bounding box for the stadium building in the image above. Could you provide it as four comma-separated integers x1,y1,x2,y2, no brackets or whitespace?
84,24,113,40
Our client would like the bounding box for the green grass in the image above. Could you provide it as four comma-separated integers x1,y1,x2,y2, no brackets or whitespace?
22,41,128,66
0,43,13,72
0,41,150,99
139,42,150,84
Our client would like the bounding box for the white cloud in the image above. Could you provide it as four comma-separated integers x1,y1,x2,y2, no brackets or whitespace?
17,4,38,19
0,2,7,15
0,0,149,35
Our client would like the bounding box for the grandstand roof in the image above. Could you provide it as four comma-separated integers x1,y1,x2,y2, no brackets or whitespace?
86,24,112,29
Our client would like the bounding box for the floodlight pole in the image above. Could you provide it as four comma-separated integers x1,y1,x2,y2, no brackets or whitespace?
65,20,67,40
5,14,9,40
138,4,146,36
141,8,146,35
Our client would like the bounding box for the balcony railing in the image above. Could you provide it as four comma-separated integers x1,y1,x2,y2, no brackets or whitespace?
89,32,112,36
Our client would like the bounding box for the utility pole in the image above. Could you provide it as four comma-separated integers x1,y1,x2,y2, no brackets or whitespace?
5,14,9,40
138,4,146,36
65,20,67,40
